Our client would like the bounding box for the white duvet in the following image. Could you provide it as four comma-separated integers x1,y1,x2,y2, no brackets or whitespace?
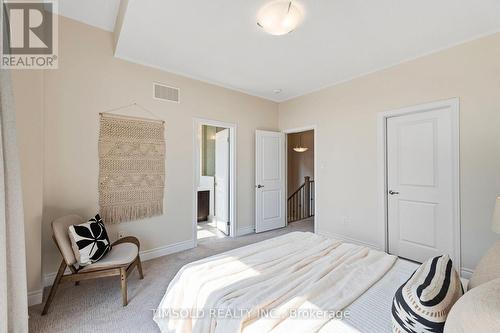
154,232,396,333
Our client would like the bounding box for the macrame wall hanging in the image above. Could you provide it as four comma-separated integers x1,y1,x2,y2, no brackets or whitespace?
98,103,165,224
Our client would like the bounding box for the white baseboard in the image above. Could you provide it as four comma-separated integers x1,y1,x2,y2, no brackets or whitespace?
317,230,381,251
43,268,71,288
43,272,57,288
139,238,195,262
43,238,195,288
460,268,473,291
237,225,255,236
461,267,474,280
28,289,43,306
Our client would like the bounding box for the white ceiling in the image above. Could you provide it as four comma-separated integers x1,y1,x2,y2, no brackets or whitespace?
59,0,500,102
56,0,121,32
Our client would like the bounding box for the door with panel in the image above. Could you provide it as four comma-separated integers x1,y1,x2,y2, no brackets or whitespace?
387,107,457,264
255,130,286,233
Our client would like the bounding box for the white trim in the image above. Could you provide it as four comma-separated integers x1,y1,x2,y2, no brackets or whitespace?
28,289,43,306
139,238,195,261
237,225,255,236
317,230,381,251
282,125,318,234
193,118,238,246
461,267,474,280
43,274,53,288
43,271,57,288
43,238,195,287
43,268,70,288
377,98,461,271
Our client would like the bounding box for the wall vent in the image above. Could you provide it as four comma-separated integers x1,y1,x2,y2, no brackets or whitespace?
153,82,180,103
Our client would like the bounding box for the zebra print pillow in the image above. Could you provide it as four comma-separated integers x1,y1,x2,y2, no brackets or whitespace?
392,255,463,333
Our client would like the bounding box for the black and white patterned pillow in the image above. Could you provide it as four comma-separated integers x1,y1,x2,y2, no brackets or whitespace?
392,255,464,333
68,214,111,267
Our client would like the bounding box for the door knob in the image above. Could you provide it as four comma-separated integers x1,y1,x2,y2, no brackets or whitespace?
389,190,399,195
256,185,264,188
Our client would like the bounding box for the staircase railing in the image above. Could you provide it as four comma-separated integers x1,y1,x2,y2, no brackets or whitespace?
287,176,315,223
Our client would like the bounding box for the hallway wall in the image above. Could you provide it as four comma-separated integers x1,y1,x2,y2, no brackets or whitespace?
287,130,314,196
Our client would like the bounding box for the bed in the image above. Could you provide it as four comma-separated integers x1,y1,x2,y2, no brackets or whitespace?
154,232,418,333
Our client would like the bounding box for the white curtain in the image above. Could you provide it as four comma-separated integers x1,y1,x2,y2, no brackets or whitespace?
0,68,29,331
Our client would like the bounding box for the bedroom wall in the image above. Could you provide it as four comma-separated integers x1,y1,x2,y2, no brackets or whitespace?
278,32,500,274
40,16,278,280
11,70,44,301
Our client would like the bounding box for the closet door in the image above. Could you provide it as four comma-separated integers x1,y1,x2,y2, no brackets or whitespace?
387,106,457,265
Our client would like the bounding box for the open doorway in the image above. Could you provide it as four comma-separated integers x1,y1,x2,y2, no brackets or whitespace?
286,129,315,231
194,119,236,244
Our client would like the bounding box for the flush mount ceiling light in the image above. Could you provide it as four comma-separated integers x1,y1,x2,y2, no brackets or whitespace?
257,1,304,36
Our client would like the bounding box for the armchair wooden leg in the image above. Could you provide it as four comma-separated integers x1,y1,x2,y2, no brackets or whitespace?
69,265,79,286
120,267,128,306
42,260,67,315
136,257,144,280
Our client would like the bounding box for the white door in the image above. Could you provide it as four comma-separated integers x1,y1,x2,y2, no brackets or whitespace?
215,129,230,235
255,130,286,233
387,107,457,264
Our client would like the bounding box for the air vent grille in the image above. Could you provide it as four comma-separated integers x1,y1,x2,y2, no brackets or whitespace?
153,82,180,103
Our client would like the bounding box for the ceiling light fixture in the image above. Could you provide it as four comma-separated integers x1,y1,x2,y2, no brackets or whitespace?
293,133,308,153
257,1,304,36
293,147,308,153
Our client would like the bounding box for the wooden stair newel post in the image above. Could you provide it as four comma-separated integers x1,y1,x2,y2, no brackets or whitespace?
304,176,311,218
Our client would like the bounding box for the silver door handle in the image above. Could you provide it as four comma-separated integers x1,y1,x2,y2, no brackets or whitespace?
389,190,399,195
256,185,264,188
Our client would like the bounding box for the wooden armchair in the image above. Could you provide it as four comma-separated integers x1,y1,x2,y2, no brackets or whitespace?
42,215,144,315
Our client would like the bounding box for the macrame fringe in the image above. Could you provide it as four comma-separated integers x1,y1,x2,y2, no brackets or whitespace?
100,202,163,224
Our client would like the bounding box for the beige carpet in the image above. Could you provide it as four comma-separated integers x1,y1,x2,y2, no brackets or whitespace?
29,219,313,333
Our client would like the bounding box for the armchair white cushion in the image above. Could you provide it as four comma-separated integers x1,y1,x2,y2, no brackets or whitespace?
79,243,138,272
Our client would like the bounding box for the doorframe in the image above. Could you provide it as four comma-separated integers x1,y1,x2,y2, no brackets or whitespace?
377,98,461,271
282,125,318,233
193,118,237,246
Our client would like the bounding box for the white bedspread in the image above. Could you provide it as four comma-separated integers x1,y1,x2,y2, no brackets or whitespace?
154,232,396,333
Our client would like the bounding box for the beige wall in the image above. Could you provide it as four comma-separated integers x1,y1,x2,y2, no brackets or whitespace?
12,70,44,295
287,131,314,196
40,17,278,278
279,33,500,272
